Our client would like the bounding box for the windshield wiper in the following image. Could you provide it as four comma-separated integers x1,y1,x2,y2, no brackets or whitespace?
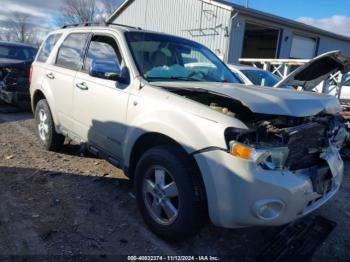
146,76,202,82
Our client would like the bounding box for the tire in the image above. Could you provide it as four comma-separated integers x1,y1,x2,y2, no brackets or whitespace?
34,99,64,151
135,145,206,241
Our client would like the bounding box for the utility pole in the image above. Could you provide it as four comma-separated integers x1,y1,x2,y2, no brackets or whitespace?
246,0,250,8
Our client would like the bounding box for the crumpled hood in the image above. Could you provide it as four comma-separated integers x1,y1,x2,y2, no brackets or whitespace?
275,51,350,90
153,81,341,117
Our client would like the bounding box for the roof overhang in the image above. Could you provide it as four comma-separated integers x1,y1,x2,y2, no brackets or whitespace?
108,0,350,43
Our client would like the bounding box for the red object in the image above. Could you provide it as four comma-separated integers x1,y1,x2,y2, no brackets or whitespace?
29,65,33,85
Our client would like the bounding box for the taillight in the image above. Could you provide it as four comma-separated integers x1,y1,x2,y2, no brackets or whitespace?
29,65,33,85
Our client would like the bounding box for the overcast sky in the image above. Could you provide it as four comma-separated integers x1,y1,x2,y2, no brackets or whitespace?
0,0,62,27
1,0,350,37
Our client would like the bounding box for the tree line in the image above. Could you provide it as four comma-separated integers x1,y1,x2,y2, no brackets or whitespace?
0,0,119,46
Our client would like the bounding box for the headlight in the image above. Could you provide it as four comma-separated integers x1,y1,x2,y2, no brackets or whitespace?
229,141,289,170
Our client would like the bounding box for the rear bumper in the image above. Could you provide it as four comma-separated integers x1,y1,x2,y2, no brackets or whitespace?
195,148,343,228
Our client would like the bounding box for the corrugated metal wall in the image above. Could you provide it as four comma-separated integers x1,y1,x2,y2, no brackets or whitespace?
113,0,232,58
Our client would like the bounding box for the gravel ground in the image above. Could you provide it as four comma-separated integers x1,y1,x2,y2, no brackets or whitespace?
0,108,349,261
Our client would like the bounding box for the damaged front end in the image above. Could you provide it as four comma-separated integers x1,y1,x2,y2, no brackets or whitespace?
225,114,347,171
159,81,347,197
0,63,31,108
163,83,346,173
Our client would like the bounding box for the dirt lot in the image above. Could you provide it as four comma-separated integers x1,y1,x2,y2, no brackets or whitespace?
0,107,350,261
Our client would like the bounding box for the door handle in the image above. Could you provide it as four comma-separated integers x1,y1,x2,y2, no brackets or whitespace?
76,82,89,90
46,73,55,79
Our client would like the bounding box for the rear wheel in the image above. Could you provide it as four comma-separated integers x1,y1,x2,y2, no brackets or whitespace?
34,99,64,151
135,145,205,241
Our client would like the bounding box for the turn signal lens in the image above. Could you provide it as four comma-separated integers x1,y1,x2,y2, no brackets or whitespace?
231,143,253,159
230,141,270,164
229,141,289,169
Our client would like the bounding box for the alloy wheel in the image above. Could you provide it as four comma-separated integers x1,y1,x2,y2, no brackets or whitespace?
143,166,179,226
38,109,49,141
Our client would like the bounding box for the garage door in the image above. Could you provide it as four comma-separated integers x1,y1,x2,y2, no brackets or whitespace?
290,35,316,59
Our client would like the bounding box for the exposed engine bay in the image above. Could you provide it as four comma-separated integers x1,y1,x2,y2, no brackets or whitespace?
167,88,348,171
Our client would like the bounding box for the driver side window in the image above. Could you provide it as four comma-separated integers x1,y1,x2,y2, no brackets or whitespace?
84,35,122,74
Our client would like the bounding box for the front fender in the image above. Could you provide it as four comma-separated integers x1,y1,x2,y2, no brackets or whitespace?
123,109,235,227
123,109,227,167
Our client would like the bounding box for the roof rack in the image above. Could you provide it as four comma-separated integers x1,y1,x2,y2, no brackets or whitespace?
61,21,142,30
61,22,102,29
106,22,142,30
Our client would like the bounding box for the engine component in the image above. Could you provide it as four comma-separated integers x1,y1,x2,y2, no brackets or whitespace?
210,103,235,117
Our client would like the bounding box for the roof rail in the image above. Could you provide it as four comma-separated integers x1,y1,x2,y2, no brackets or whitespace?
61,21,142,30
61,22,103,29
106,22,142,30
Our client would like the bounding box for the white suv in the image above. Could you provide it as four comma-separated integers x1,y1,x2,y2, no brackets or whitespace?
30,24,347,241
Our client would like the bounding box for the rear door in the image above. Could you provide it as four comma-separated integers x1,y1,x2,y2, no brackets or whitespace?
31,33,62,104
45,33,89,129
73,33,130,159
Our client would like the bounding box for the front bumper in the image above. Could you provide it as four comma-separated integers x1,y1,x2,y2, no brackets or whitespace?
195,148,343,228
0,81,30,105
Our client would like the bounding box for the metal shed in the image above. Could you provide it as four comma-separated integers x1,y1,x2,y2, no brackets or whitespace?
108,0,350,64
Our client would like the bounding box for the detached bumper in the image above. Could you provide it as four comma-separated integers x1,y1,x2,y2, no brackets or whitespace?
195,149,343,228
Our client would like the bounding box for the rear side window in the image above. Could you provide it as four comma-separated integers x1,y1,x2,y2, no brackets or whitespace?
37,34,62,63
56,33,89,70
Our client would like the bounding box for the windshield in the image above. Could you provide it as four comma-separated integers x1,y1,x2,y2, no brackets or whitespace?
125,32,241,83
241,69,280,87
0,44,37,60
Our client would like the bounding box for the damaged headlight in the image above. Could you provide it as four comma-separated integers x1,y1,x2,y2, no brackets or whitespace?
229,141,289,170
260,147,289,170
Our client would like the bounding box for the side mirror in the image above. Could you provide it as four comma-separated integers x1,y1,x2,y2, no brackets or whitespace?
89,60,128,83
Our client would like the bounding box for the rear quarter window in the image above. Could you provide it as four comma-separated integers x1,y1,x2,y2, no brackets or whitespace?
36,33,62,63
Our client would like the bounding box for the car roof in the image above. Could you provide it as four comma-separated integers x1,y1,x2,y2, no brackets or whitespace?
0,41,37,49
51,24,152,34
50,24,202,45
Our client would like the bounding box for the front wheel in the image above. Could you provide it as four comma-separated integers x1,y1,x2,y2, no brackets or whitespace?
34,99,64,151
135,145,205,241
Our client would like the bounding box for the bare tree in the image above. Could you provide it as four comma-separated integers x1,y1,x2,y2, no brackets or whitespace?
4,32,12,41
59,0,119,25
61,0,97,24
10,13,31,43
2,13,43,45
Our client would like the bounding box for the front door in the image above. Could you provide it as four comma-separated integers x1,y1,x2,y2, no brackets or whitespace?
73,34,130,159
